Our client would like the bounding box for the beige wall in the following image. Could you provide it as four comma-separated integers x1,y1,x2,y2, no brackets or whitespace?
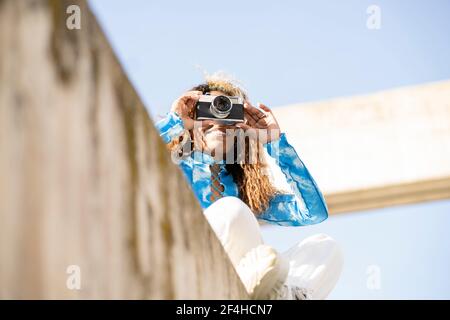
274,81,450,213
0,0,248,299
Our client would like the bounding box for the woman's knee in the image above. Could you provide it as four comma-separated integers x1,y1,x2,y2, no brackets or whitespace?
203,197,263,266
204,196,261,241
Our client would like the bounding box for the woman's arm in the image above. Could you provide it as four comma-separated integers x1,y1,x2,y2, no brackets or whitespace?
155,91,208,189
155,111,195,185
261,133,329,226
155,111,186,144
156,90,203,143
238,101,328,226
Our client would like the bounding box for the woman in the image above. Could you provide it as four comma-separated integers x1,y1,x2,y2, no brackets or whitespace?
156,77,343,300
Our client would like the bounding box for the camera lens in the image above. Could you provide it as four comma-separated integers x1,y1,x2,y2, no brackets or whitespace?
214,96,231,112
210,95,232,118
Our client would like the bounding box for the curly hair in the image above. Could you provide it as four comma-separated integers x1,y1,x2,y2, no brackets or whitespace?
168,79,280,215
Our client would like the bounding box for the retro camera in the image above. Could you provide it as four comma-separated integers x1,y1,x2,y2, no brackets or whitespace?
195,94,244,123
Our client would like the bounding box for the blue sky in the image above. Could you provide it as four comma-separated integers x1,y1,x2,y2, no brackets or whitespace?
89,0,450,298
90,0,450,117
263,200,450,299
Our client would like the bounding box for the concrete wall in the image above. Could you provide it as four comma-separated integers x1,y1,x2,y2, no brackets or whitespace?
274,80,450,214
0,0,248,299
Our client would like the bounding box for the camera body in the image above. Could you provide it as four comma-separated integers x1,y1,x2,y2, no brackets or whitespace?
195,94,244,124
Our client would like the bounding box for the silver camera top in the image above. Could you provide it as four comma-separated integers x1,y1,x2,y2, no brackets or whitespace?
199,94,244,119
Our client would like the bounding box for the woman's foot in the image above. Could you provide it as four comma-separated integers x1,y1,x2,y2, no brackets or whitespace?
271,283,313,300
236,244,289,299
274,233,344,300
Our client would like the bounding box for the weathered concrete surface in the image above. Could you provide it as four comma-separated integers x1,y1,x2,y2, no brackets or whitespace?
274,81,450,214
0,0,248,299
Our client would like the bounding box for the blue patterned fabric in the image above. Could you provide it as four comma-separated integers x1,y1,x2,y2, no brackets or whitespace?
156,111,329,226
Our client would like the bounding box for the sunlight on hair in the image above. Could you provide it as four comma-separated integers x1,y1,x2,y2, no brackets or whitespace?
194,66,248,99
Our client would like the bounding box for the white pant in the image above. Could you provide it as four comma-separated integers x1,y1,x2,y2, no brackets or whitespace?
204,197,343,300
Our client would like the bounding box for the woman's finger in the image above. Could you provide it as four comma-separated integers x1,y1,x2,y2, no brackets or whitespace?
244,102,266,118
200,120,215,128
244,105,263,118
235,122,252,130
244,111,258,126
180,92,202,102
244,103,261,116
246,105,268,123
246,108,269,127
185,90,203,96
257,102,272,113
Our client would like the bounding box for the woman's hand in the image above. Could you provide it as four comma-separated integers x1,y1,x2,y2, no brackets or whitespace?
170,91,203,130
236,101,281,144
171,91,215,131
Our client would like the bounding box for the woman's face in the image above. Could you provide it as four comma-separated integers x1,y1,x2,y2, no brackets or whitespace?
195,90,238,160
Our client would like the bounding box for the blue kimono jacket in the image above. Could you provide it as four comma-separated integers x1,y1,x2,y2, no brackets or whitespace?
156,111,329,226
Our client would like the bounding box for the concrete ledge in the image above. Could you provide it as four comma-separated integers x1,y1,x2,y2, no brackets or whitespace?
274,80,450,214
327,176,450,214
0,0,248,299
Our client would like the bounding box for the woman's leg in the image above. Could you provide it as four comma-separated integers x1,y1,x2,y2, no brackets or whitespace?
204,196,288,299
203,196,264,268
280,233,344,300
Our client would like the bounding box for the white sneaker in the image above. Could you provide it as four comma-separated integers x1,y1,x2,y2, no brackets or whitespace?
236,244,289,300
271,282,313,300
272,234,344,300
